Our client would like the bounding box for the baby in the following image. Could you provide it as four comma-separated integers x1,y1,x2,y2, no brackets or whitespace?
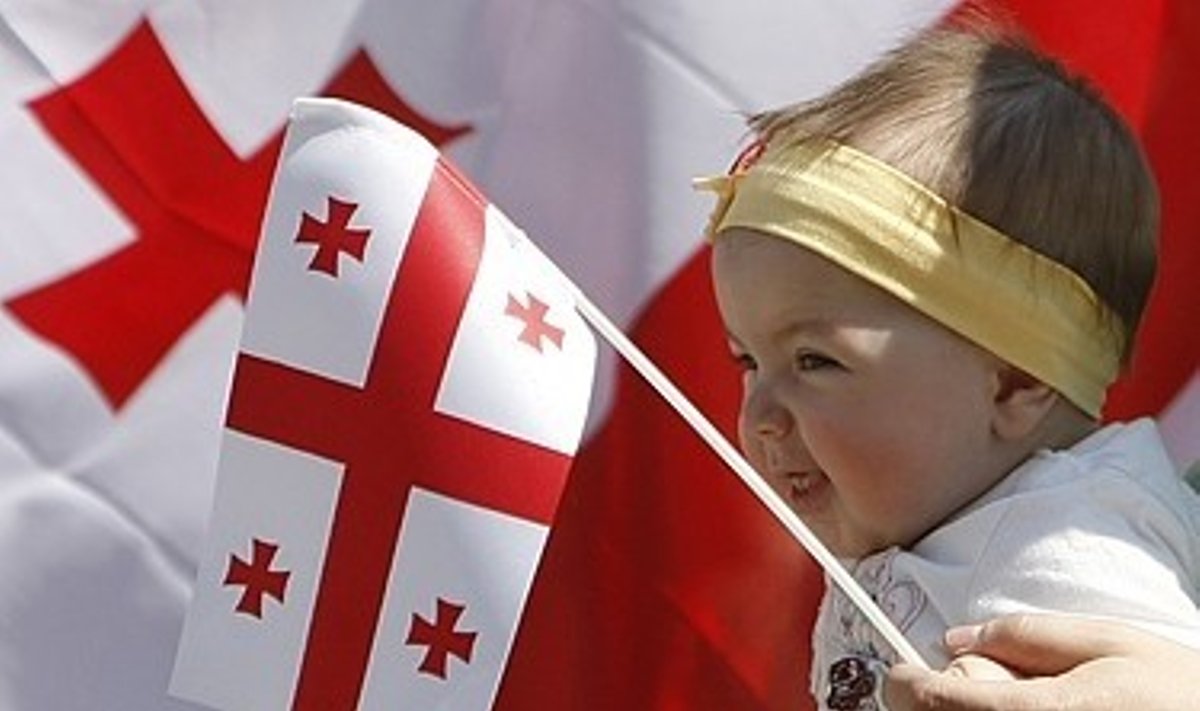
699,22,1200,711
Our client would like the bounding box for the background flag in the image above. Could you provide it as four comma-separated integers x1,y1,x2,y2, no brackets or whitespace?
170,97,596,710
0,2,1194,709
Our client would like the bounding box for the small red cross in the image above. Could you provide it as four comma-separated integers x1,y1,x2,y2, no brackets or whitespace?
223,537,290,619
504,292,565,352
405,597,477,680
295,196,372,277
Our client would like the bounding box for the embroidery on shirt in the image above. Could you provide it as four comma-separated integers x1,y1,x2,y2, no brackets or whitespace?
820,549,928,710
826,655,880,710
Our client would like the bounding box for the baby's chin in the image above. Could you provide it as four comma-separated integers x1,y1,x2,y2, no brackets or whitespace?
784,487,918,560
801,520,901,562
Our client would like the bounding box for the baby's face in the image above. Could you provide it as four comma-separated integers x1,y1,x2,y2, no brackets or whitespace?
712,229,1009,558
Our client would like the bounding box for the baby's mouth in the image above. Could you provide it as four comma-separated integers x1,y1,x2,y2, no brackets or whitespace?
787,473,816,494
789,471,817,494
784,470,829,509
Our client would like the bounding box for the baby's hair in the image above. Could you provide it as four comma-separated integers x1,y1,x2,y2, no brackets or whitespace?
750,19,1158,363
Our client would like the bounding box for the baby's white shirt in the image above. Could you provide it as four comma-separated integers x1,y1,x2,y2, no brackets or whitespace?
810,418,1200,710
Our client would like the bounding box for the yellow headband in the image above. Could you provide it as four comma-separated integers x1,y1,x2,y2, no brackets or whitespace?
696,138,1124,417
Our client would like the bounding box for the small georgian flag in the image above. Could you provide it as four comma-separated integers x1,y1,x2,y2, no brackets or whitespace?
170,98,596,711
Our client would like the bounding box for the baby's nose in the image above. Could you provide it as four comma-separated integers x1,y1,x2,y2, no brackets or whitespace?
743,381,793,440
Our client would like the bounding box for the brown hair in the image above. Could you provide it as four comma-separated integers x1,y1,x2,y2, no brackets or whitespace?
749,22,1158,363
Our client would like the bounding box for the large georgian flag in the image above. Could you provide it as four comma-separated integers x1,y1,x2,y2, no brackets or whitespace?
0,2,1195,710
170,98,595,709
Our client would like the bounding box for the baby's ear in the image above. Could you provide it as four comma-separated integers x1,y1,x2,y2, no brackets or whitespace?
991,365,1058,441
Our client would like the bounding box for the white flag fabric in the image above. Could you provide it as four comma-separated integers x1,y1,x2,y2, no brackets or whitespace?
170,98,595,710
0,2,1195,710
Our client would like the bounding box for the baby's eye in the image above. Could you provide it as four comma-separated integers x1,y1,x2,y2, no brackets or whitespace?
794,351,839,372
730,352,757,372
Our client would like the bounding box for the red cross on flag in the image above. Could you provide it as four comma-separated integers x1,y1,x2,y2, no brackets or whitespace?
169,98,596,710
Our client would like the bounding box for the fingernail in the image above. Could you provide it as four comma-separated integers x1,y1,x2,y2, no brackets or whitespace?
944,624,983,651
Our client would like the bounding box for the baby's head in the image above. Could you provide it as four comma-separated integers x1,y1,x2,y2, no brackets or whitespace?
701,23,1158,558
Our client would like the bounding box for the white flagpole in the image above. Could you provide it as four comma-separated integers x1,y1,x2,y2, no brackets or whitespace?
523,235,929,670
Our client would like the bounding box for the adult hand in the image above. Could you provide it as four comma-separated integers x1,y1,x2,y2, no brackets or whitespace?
884,614,1200,711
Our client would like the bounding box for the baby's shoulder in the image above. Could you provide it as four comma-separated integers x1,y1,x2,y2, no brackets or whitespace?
1005,418,1199,536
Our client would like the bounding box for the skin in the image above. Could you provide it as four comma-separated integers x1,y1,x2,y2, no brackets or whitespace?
711,228,1048,559
885,614,1200,711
